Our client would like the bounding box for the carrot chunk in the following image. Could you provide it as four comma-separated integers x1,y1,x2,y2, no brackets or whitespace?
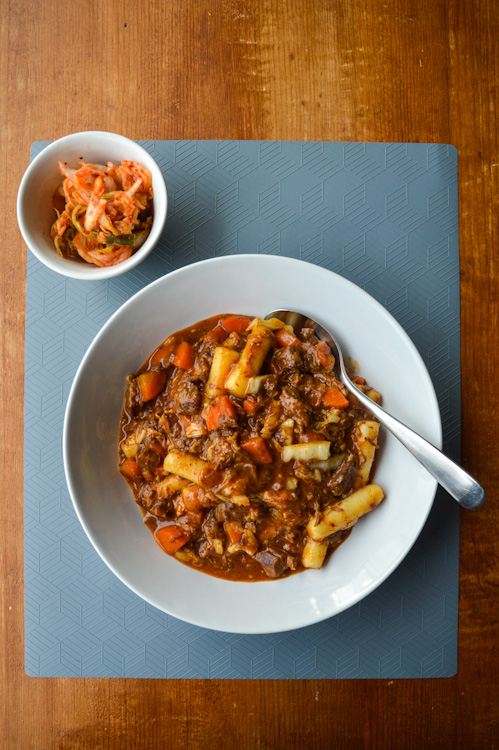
321,385,349,409
315,340,335,369
172,341,195,370
150,346,172,367
257,520,278,542
138,370,167,402
120,457,141,478
243,397,260,415
225,520,244,544
205,395,238,431
212,324,229,342
221,315,253,333
274,329,301,348
154,525,189,555
241,436,273,464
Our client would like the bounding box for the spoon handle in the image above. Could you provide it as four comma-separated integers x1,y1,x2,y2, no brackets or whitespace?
344,379,485,510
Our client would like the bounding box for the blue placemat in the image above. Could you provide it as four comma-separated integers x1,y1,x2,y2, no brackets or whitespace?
24,140,460,678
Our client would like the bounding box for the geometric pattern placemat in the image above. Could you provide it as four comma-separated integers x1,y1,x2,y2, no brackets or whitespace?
25,141,460,677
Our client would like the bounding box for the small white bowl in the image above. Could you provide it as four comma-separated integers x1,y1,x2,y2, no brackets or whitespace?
17,131,167,280
63,255,441,634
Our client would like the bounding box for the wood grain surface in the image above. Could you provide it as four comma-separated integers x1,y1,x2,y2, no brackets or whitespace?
1,0,497,747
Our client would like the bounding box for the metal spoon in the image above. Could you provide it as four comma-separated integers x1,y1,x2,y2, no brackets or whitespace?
266,310,486,510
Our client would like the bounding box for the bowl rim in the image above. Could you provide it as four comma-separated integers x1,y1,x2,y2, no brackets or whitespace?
63,254,441,633
17,130,167,280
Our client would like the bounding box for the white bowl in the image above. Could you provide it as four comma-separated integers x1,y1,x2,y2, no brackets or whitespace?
17,131,167,280
63,255,441,633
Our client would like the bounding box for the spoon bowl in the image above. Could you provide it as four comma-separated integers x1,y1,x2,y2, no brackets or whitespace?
266,309,486,511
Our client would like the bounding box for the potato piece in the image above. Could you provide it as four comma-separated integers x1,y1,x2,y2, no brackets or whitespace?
246,317,294,333
315,410,341,430
307,484,384,540
353,420,380,489
229,494,250,506
204,346,240,400
224,328,274,397
245,375,271,395
276,418,294,446
121,428,146,458
211,539,224,555
302,538,328,569
282,441,331,463
156,474,189,500
312,453,345,472
366,388,381,404
121,439,138,459
163,450,214,487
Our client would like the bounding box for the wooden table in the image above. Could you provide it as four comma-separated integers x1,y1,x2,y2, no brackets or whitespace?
1,1,497,747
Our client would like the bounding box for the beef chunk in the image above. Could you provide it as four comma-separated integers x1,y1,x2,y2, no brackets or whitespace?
136,437,165,479
204,434,236,468
190,355,211,384
224,332,245,352
272,346,303,372
174,379,200,415
136,447,162,474
215,502,233,522
302,343,320,372
124,374,142,414
300,327,319,345
327,455,358,496
283,370,302,388
301,339,335,375
280,385,310,426
255,548,289,578
137,483,156,510
261,374,278,397
197,332,219,358
199,465,224,488
300,374,325,408
202,509,219,540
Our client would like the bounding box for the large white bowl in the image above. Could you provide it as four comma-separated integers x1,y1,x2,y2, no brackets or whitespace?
63,255,441,633
17,131,167,280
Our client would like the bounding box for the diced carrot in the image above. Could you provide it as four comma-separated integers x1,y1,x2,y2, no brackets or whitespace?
321,385,349,409
221,315,253,333
138,370,167,402
172,340,195,370
120,457,141,478
154,525,190,555
201,329,224,347
212,324,228,342
225,520,244,544
186,509,204,527
316,340,335,369
243,397,260,415
274,328,301,348
150,346,172,367
205,395,238,431
241,436,273,464
257,520,278,542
